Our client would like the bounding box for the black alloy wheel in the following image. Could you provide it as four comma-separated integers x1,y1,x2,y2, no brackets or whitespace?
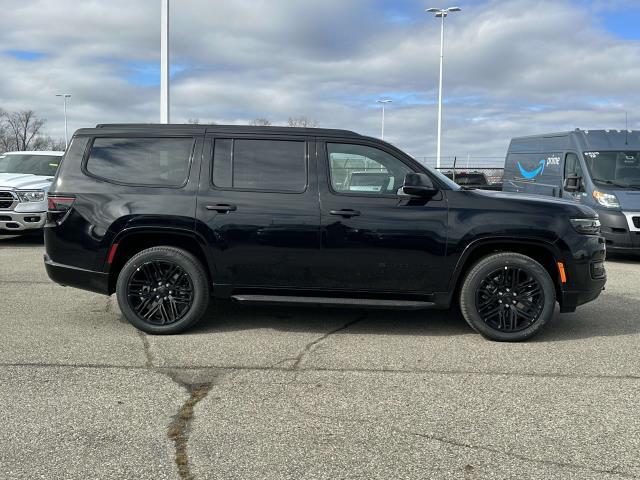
116,246,210,334
126,260,194,325
459,252,556,341
475,266,544,332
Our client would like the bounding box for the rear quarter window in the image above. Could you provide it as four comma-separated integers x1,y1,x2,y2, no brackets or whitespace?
85,137,194,186
212,138,306,192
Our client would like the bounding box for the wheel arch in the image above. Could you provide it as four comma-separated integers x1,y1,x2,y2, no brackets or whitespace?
105,228,214,295
449,237,563,303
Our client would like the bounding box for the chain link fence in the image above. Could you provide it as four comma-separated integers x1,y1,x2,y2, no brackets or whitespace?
415,156,505,188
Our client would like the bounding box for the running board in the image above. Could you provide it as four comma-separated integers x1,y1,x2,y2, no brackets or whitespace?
230,295,435,310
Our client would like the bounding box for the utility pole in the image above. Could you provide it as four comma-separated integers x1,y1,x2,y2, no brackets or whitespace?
426,6,462,169
377,99,392,140
55,94,71,149
160,0,170,123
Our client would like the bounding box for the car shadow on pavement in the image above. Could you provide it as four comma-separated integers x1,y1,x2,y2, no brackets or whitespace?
532,295,640,343
186,294,640,343
0,233,44,246
189,301,473,338
606,252,640,264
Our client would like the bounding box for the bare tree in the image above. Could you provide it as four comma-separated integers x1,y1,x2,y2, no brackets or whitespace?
1,110,46,151
187,118,217,125
250,118,272,126
0,108,11,152
287,116,319,128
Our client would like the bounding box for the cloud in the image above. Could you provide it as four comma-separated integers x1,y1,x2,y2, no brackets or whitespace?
0,0,638,164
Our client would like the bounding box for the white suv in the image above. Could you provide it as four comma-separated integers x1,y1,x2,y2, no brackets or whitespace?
0,151,63,235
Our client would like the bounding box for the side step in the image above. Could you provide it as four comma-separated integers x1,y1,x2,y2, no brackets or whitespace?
230,295,435,310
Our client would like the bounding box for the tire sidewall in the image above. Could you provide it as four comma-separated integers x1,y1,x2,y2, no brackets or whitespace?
116,247,209,334
460,254,556,341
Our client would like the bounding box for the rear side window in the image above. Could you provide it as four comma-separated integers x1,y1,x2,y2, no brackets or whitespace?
213,139,306,192
86,137,193,186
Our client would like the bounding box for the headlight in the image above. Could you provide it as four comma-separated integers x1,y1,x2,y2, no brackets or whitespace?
592,190,620,208
570,218,601,235
17,190,46,203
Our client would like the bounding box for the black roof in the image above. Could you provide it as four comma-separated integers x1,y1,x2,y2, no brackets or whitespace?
85,123,362,138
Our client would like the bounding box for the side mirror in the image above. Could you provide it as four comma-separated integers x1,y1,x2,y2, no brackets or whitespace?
401,173,438,198
564,175,582,192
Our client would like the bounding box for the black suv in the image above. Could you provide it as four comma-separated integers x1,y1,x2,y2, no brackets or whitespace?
45,124,606,341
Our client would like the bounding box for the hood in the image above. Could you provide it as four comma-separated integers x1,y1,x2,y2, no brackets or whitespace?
611,189,640,210
0,173,54,191
472,188,598,217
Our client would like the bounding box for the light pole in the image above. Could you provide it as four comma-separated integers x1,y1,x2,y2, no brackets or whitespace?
160,0,170,123
426,6,461,169
55,93,71,149
377,99,392,140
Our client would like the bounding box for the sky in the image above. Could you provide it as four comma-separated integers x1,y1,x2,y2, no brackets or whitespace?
1,0,639,166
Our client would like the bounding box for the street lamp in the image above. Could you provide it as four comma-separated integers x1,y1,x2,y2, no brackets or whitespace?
426,6,462,169
55,93,71,149
160,0,170,123
377,99,392,140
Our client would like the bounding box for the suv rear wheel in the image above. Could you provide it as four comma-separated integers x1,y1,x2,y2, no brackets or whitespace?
115,246,210,334
459,252,556,341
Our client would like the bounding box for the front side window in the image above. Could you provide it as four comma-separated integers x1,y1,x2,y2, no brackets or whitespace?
327,143,412,195
584,151,640,188
564,152,585,193
212,139,306,192
86,137,193,186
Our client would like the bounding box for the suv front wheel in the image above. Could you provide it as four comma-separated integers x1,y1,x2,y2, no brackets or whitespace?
459,252,556,341
116,246,210,334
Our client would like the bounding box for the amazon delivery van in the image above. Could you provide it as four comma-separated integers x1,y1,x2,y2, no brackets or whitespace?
503,129,640,252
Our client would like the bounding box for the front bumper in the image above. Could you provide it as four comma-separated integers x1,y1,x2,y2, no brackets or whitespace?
0,211,46,233
44,254,109,295
598,209,640,252
558,235,607,312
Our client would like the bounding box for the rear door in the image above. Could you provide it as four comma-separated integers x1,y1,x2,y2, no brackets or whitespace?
316,140,449,294
196,134,320,289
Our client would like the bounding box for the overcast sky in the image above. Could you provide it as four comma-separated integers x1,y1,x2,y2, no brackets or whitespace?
1,0,639,165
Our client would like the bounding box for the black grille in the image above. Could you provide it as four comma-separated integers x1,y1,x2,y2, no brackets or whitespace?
0,192,14,209
0,215,11,221
633,216,640,229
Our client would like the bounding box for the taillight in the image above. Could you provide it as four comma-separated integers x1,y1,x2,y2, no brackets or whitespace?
47,195,76,212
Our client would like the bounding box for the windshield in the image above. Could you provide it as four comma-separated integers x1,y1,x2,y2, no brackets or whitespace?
584,151,640,188
0,154,61,176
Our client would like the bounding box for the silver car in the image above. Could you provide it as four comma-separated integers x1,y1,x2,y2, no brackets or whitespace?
0,151,64,235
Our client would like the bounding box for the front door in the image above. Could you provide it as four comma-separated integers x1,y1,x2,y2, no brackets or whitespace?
196,135,320,289
317,141,449,294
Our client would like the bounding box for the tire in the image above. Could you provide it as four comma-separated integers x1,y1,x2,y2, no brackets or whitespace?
115,246,210,334
459,252,556,342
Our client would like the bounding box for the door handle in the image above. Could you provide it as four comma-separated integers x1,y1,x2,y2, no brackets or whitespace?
206,203,237,213
329,209,361,218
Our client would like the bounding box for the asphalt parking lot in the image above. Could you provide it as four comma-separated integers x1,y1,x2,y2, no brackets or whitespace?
0,235,639,480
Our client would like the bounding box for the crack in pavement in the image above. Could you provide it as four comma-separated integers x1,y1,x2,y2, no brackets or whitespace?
284,395,637,479
291,311,367,370
405,431,635,479
167,382,213,480
1,362,638,381
137,331,155,369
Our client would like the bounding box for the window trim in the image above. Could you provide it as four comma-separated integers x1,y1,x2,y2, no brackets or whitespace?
82,135,196,188
323,141,417,199
209,137,309,194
